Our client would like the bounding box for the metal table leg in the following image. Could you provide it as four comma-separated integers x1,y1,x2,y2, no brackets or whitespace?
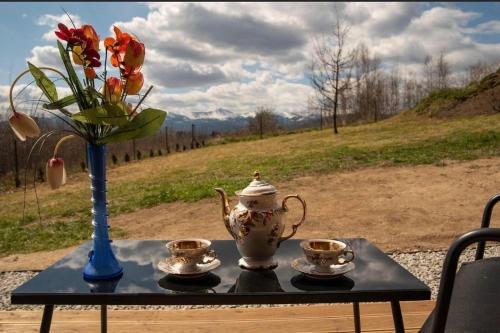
391,301,405,333
353,302,361,333
101,305,107,333
39,304,54,333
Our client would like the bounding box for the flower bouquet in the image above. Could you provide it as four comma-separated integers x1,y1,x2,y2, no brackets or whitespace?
8,21,167,280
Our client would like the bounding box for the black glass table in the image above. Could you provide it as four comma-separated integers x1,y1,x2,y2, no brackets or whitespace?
11,239,431,333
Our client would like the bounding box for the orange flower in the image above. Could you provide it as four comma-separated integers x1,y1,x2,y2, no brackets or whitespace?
46,157,66,190
9,112,41,141
124,39,145,72
102,77,122,103
82,25,99,51
104,26,133,68
124,72,144,95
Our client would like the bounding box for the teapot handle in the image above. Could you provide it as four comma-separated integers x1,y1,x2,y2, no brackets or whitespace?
278,194,306,246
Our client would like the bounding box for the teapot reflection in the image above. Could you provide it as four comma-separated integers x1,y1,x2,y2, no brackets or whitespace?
85,275,122,293
291,274,354,292
228,270,284,293
158,273,221,294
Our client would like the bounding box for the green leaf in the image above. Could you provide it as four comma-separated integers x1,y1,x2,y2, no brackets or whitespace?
97,108,167,144
56,40,86,108
72,103,130,126
27,62,58,102
43,94,77,110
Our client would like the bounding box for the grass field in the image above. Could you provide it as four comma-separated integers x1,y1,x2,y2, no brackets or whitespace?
1,113,500,256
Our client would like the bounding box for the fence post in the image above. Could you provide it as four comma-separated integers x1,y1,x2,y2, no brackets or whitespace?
13,139,20,187
320,106,323,130
165,127,170,154
259,115,263,139
132,139,136,160
191,124,196,149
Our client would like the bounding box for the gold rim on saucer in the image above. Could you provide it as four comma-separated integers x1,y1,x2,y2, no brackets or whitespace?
157,257,221,278
291,257,355,279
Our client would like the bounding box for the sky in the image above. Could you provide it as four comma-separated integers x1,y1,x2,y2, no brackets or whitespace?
1,2,500,118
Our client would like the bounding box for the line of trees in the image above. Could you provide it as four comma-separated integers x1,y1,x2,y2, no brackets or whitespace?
309,7,500,133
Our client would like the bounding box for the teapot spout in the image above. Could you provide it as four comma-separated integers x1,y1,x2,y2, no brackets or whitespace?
214,188,233,236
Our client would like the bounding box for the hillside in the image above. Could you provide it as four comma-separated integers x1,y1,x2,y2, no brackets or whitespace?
403,69,500,118
1,112,500,256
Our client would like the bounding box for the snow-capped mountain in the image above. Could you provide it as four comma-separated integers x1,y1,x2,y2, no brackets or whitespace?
165,108,318,134
191,108,248,120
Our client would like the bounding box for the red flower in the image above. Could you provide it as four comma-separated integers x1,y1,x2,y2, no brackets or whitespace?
56,23,101,68
55,23,86,46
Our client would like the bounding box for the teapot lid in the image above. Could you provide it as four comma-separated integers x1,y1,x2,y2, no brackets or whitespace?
238,171,277,196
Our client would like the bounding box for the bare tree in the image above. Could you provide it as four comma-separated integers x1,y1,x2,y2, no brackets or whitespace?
248,106,278,139
310,6,354,134
423,55,435,93
436,52,450,89
388,64,401,114
467,61,492,84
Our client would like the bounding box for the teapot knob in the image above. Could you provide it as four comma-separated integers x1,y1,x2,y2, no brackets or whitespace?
253,171,261,180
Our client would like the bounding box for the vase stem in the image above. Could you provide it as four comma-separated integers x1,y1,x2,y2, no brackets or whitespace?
83,144,123,280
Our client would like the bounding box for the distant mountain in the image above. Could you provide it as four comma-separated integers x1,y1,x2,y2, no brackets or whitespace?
165,108,319,134
191,108,246,120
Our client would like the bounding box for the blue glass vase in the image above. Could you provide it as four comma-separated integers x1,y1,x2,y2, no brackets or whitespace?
83,144,123,280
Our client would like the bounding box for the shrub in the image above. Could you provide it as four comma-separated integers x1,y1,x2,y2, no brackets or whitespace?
136,150,142,160
124,153,130,162
149,149,154,157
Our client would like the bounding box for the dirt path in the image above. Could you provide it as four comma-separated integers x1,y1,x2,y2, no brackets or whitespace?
2,157,499,271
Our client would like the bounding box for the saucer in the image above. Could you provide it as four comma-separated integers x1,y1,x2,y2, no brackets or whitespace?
158,257,221,279
291,257,355,280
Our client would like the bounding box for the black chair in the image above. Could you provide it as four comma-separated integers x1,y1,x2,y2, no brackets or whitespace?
420,194,500,333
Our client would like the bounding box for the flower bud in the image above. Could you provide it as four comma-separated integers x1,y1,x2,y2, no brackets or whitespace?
102,77,122,103
124,72,144,95
46,158,67,190
9,112,41,141
84,67,96,79
124,39,145,70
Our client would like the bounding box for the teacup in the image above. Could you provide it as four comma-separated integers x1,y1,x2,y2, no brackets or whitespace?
300,239,354,272
166,239,216,270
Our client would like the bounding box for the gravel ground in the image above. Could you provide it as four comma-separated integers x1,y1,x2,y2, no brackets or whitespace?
1,246,498,311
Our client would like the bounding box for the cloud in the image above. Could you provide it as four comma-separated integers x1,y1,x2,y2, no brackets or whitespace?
36,13,82,41
26,3,500,118
475,20,500,34
146,71,314,117
169,4,307,56
26,45,64,70
144,59,230,89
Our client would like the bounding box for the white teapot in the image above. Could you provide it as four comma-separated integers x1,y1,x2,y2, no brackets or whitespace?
215,172,306,269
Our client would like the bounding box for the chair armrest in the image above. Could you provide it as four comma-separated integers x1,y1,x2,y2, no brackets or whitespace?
476,193,500,260
432,228,500,333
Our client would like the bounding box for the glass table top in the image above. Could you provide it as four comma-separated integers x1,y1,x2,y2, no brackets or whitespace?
12,239,431,305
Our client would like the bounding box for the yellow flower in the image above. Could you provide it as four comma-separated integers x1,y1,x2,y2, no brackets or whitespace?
9,112,41,141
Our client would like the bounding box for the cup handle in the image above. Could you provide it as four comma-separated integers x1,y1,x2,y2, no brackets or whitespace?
338,249,355,264
202,249,217,264
278,194,307,246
